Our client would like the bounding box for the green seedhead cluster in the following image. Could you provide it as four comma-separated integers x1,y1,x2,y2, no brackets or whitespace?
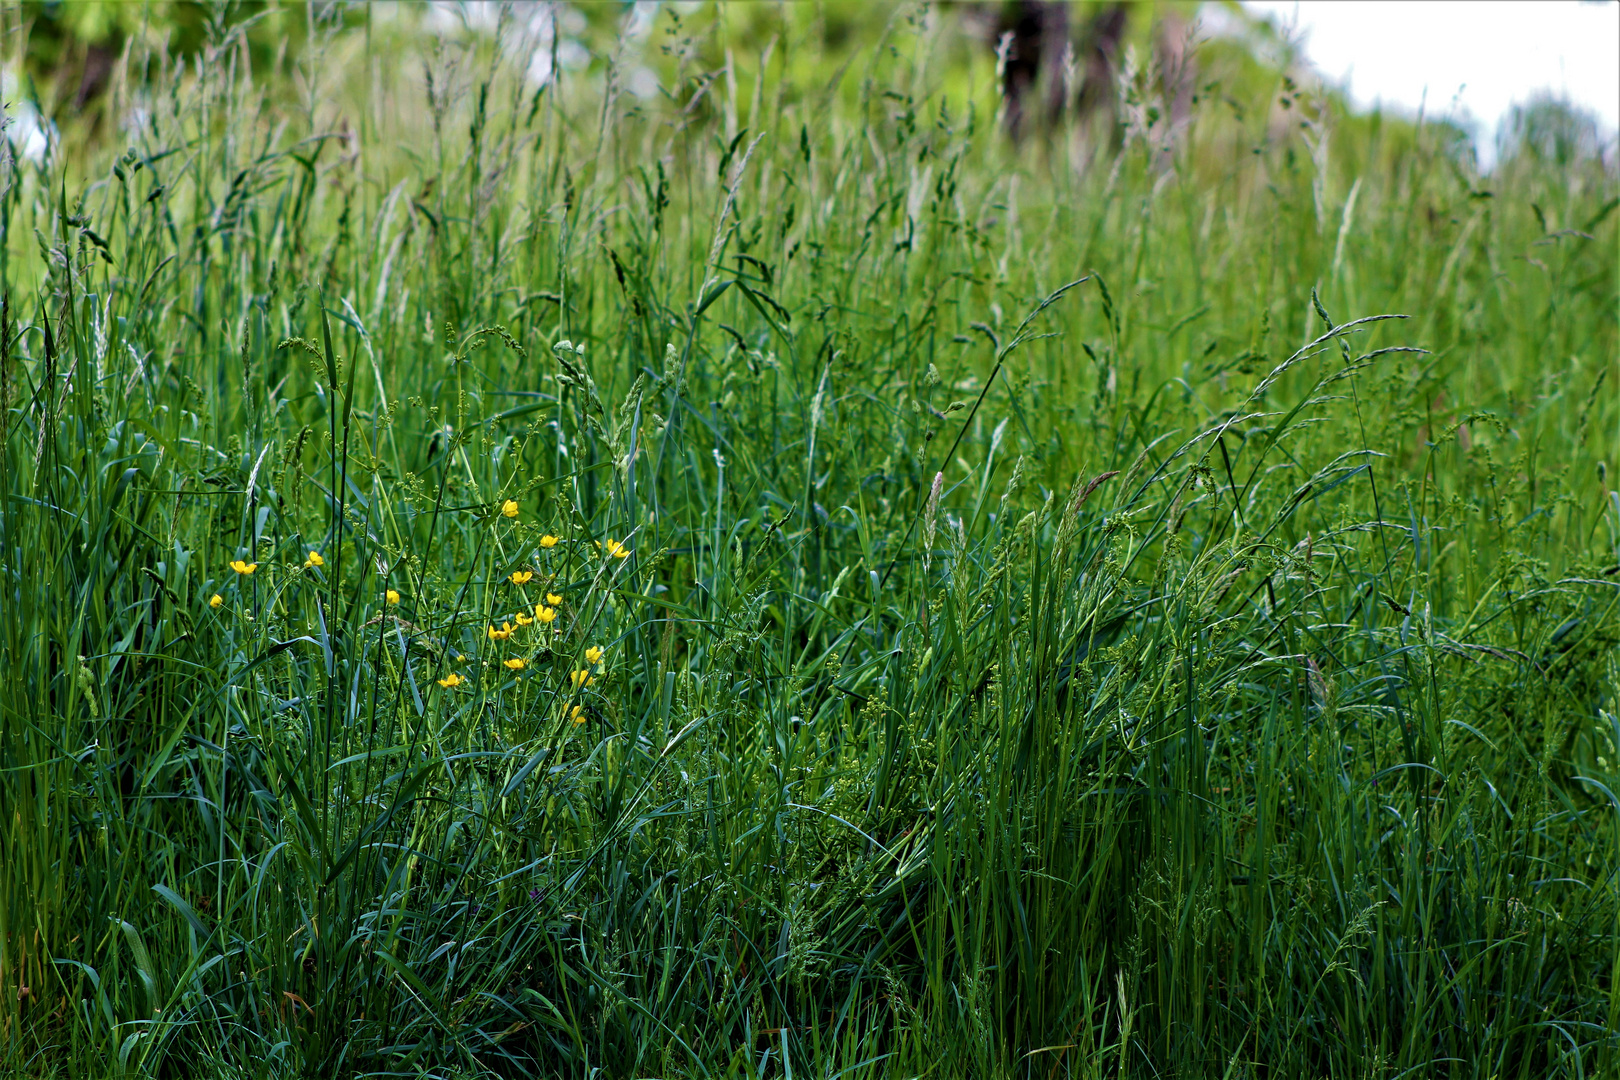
0,7,1616,1079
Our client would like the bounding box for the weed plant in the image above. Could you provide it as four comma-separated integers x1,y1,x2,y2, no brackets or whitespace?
1,6,1616,1078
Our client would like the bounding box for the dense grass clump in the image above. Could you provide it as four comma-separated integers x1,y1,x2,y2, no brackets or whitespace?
1,7,1616,1078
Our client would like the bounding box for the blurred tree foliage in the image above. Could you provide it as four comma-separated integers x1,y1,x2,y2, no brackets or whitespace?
11,1,359,115
1500,93,1616,171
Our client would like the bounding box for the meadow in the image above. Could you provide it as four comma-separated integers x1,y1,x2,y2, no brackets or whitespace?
1,5,1616,1077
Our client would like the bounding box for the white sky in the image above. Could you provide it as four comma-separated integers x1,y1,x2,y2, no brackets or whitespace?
1236,1,1620,164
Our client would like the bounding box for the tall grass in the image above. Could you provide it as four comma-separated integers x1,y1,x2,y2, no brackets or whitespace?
1,7,1616,1078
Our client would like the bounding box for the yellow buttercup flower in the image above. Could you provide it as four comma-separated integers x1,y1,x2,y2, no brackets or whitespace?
514,612,534,627
501,499,519,518
229,560,257,575
569,669,594,688
488,622,513,641
510,570,534,585
437,672,463,688
539,534,559,548
600,538,630,559
536,605,557,624
303,550,324,568
545,593,563,607
570,705,585,724
504,658,527,671
585,645,605,666
209,594,224,609
385,589,400,605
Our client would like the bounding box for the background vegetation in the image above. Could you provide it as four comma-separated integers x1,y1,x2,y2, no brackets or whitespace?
2,3,1616,1077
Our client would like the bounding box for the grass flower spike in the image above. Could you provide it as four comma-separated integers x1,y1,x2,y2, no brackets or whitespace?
229,560,257,575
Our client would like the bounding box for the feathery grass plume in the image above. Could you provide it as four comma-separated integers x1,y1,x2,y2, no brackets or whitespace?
922,470,943,574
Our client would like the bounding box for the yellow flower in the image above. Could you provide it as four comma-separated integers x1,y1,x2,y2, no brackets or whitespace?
437,672,463,689
501,499,519,518
570,669,595,689
209,594,224,609
504,658,527,671
539,534,559,548
229,560,257,575
510,570,534,585
585,645,605,666
303,550,324,568
545,593,563,607
601,538,630,559
385,589,401,605
514,612,534,627
488,622,513,641
570,705,586,724
536,605,557,624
